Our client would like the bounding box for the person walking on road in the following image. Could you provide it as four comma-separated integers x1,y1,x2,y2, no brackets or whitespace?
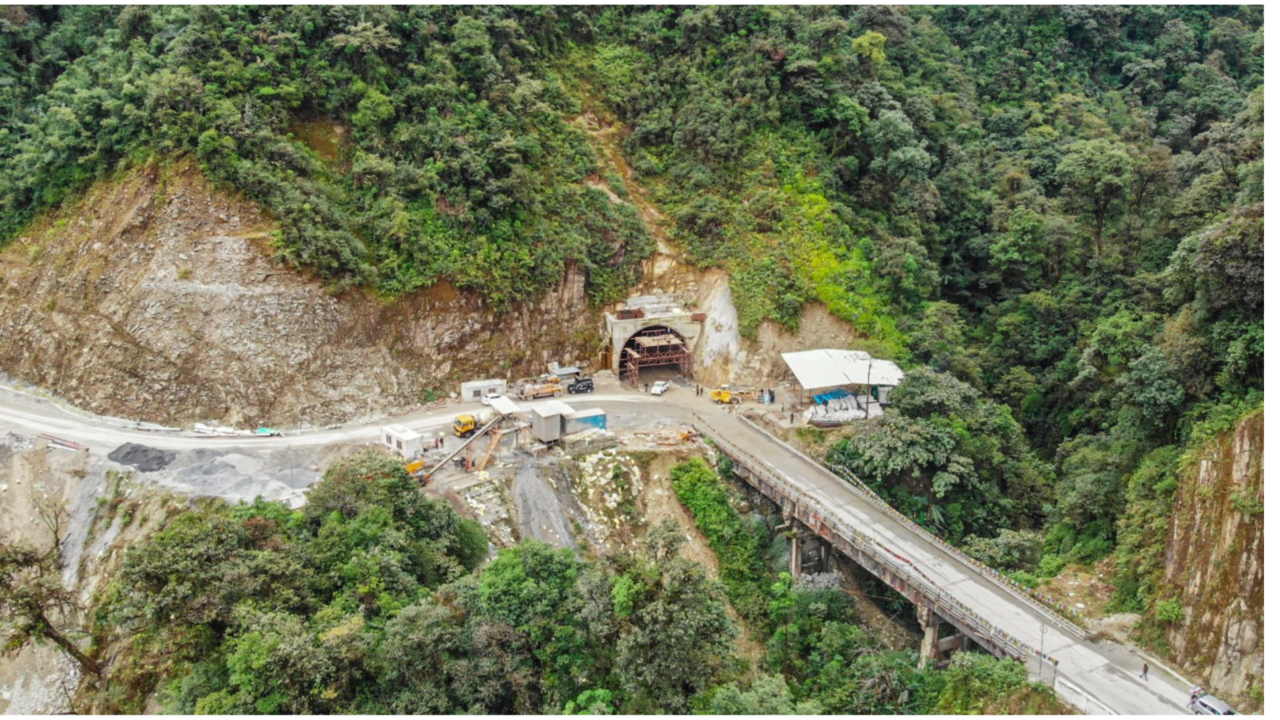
1140,663,1149,681
644,382,649,393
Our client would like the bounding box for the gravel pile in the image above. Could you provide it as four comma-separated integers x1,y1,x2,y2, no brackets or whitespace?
0,432,33,452
107,443,177,472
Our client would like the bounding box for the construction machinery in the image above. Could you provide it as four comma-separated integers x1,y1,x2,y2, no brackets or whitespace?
453,408,496,437
517,375,564,400
711,384,756,405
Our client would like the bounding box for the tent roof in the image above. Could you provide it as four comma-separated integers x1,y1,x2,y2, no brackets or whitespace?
781,349,905,390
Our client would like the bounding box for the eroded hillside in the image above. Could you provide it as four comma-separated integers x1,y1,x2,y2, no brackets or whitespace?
0,156,863,427
0,160,604,427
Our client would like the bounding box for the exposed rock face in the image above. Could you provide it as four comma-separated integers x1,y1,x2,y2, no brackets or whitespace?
1160,410,1263,705
0,161,598,427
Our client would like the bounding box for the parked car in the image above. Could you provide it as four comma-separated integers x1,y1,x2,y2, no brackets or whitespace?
567,377,594,394
480,390,505,405
1190,689,1236,715
650,380,670,396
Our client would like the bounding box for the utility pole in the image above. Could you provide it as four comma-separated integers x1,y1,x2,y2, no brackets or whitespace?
1039,624,1047,679
866,360,872,419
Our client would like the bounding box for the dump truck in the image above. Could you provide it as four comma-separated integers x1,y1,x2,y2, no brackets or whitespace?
517,375,564,400
711,384,757,405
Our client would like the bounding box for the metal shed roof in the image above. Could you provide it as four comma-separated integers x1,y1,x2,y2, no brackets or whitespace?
382,424,421,441
489,396,522,416
532,400,574,418
781,349,905,390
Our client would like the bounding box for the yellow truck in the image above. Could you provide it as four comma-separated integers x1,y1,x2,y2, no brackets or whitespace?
518,375,564,400
453,408,496,437
711,384,757,405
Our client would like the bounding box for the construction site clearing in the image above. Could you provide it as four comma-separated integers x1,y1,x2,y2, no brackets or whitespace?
5,346,904,565
399,402,709,556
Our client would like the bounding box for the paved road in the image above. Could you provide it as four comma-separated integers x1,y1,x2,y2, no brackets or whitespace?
0,384,1192,714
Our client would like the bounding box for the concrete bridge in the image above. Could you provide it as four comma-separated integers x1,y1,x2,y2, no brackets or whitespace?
691,410,1192,716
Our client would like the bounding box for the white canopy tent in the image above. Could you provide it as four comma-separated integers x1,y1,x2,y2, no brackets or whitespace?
781,349,905,391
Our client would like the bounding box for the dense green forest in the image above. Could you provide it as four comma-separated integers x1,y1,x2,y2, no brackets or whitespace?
0,5,1264,709
59,453,1054,714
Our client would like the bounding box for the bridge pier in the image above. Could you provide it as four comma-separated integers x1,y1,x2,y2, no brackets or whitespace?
918,606,973,669
788,520,834,578
918,606,941,670
789,524,803,578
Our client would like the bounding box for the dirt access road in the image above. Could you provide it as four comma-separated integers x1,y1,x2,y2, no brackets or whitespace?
0,381,1193,714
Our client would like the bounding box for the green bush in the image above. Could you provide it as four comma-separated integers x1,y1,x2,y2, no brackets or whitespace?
1007,570,1040,589
1038,553,1068,579
1155,598,1184,624
671,458,773,626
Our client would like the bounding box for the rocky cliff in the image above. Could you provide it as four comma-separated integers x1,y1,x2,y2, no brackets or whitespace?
1159,409,1263,706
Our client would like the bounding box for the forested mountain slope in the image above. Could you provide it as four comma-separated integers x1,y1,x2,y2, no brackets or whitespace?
0,4,1264,710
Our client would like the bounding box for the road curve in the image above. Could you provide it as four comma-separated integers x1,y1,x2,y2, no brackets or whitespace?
0,385,1192,714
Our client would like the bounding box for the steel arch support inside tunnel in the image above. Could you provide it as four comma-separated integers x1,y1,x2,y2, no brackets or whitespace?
619,325,691,385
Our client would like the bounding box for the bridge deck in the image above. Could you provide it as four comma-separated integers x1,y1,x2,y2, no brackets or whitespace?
694,410,1190,716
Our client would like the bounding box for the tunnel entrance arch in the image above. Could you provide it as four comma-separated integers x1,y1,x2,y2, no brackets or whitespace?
620,325,691,386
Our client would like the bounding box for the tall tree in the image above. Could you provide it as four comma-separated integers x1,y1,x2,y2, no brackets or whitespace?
1056,139,1133,257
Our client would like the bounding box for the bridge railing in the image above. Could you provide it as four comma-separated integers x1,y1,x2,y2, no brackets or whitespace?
692,414,1055,666
736,414,1087,638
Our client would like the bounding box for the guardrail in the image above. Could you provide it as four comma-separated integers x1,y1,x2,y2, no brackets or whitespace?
737,414,1087,637
692,414,1049,665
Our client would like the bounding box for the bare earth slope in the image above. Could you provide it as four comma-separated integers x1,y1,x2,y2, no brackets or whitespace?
0,160,599,427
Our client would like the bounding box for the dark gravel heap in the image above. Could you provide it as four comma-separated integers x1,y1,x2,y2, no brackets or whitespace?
108,442,177,473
